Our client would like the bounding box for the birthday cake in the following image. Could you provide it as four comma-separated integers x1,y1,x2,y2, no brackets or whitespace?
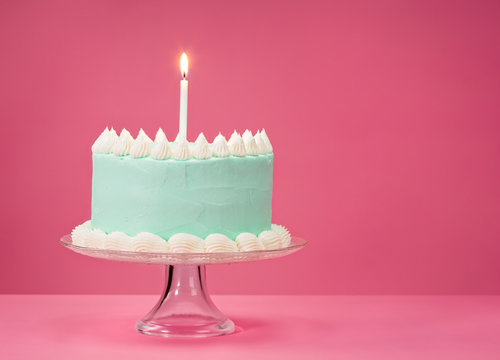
71,127,291,253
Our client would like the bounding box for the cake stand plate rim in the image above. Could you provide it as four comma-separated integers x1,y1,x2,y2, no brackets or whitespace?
59,234,307,265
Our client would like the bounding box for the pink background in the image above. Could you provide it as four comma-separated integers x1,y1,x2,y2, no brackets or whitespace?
1,0,499,295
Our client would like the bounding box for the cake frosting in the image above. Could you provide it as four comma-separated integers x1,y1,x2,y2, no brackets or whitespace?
137,128,153,144
271,224,292,248
242,130,259,155
72,127,291,253
235,232,265,251
130,137,152,158
112,135,131,156
228,131,246,156
258,230,282,250
91,128,118,153
212,133,231,157
254,131,267,154
168,233,205,253
105,231,133,251
151,138,170,159
260,129,273,153
205,234,239,253
72,221,290,253
193,133,212,159
171,138,191,160
132,232,169,252
155,128,168,142
151,129,170,159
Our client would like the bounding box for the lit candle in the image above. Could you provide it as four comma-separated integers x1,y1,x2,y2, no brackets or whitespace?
179,52,189,140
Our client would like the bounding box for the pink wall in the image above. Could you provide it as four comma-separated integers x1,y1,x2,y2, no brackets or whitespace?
1,0,499,294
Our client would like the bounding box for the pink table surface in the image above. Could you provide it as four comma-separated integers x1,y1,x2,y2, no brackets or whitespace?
1,295,499,359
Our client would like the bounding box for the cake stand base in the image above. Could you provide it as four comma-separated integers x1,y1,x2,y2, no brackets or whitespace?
136,265,235,338
60,234,306,338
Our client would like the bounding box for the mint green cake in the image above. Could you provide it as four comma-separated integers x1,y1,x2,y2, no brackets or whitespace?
91,153,273,239
71,127,292,253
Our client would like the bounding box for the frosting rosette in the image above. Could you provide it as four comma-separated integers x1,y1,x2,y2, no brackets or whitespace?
154,128,168,143
260,129,273,153
172,139,191,160
254,131,267,154
112,135,132,156
120,129,135,145
71,220,92,246
92,128,118,153
242,130,259,155
228,131,246,156
132,232,169,252
235,233,265,251
271,224,291,248
84,228,106,249
151,139,170,159
193,133,212,159
205,234,239,253
104,231,133,251
130,138,152,158
258,230,282,250
212,133,230,157
137,128,153,144
168,233,205,253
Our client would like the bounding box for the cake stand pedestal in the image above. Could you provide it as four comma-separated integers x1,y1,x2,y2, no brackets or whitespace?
60,235,306,338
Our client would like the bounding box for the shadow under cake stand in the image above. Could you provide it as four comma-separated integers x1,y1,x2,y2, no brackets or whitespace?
60,234,306,338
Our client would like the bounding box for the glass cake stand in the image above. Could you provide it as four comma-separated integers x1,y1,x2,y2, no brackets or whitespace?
60,234,306,338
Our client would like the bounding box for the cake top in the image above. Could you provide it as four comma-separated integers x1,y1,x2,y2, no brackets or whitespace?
92,128,273,160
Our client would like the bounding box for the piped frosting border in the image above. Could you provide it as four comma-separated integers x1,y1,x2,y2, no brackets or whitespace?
71,221,291,253
92,128,273,160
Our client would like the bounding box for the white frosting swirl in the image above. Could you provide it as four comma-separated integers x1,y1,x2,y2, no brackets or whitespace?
242,130,259,155
71,220,92,246
193,133,212,159
228,131,246,156
258,230,282,250
93,128,272,159
195,132,208,143
72,222,292,253
104,232,133,251
92,128,118,153
112,136,131,156
168,233,205,253
112,129,134,156
137,128,153,144
132,232,169,252
271,224,291,247
212,133,230,157
172,139,191,160
260,128,273,153
151,138,170,159
155,128,168,143
120,129,135,146
235,233,265,251
130,138,152,158
205,234,239,253
85,228,106,249
109,128,118,138
254,131,267,154
91,128,108,153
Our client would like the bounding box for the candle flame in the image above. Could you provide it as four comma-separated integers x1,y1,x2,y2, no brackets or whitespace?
180,52,188,78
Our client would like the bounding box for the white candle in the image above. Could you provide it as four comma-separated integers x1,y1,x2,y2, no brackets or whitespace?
179,52,189,141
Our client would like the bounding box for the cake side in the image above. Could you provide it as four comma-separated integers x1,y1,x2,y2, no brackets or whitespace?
91,153,273,239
